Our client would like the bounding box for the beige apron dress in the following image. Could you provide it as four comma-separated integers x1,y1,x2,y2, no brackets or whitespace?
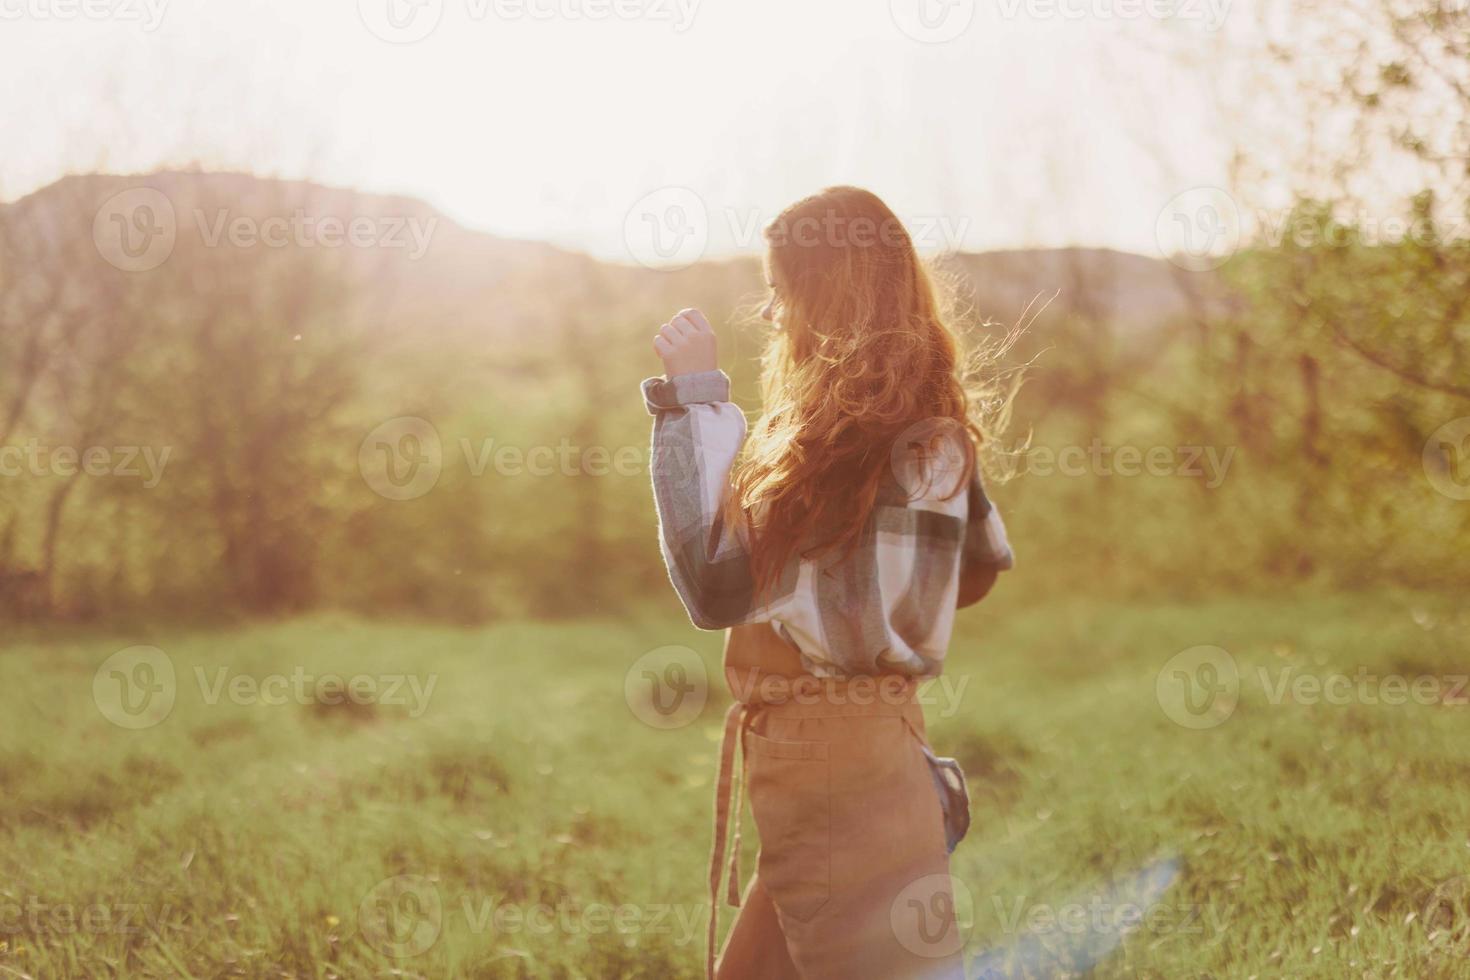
707,623,967,979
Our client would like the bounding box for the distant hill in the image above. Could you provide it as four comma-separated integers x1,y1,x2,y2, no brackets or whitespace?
949,246,1231,331
2,171,1230,347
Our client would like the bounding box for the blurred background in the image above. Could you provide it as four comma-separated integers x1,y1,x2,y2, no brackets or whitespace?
1,1,1468,978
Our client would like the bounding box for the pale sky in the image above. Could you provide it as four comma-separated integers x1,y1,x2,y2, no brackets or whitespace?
1,0,1256,263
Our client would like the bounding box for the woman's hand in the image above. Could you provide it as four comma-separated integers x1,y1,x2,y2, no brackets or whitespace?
653,308,719,378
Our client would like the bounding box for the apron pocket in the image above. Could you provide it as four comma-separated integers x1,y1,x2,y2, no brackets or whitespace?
919,745,972,854
744,730,831,922
898,716,972,856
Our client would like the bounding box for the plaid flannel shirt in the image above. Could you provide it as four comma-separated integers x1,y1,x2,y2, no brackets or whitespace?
643,369,1013,678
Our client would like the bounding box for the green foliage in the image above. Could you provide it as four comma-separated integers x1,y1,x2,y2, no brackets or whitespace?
1,174,1466,621
2,596,1468,976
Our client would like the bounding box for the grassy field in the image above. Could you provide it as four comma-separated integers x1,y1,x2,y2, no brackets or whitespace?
2,591,1469,979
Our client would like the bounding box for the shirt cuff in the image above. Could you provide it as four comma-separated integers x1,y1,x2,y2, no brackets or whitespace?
641,370,732,415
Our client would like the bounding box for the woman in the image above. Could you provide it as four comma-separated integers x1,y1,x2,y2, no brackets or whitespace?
641,187,1014,979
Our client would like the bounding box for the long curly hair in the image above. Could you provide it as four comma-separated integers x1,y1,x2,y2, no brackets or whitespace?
727,186,1017,601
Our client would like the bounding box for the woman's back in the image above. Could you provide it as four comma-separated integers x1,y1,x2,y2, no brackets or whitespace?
643,365,1013,677
644,187,1013,980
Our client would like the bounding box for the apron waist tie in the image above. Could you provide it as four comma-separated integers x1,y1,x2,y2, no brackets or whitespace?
707,700,755,979
705,678,921,978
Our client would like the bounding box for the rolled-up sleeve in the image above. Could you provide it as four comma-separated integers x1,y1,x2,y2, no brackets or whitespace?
643,371,763,630
957,467,1013,608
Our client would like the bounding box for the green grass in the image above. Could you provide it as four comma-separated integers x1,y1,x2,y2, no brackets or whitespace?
2,593,1469,978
